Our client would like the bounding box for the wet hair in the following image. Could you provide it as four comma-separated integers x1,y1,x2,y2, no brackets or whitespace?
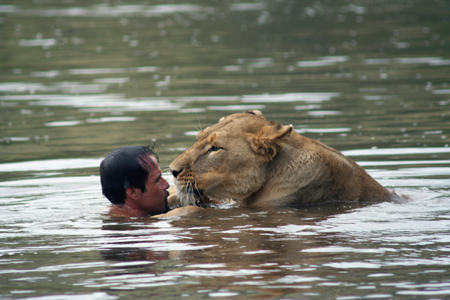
100,145,159,205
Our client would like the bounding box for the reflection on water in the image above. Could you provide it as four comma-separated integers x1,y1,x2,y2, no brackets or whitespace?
1,0,450,299
1,172,450,299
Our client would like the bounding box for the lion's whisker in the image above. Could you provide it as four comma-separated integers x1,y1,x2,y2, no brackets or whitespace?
177,182,196,207
193,182,207,206
194,116,206,133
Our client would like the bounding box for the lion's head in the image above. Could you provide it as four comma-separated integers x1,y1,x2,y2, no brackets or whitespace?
169,110,293,206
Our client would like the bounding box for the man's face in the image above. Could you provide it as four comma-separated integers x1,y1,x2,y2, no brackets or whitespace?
134,155,170,216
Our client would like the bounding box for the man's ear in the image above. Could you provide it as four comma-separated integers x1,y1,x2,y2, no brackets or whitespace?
246,123,293,161
125,187,141,201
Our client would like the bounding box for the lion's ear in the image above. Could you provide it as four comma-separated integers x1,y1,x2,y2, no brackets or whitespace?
247,124,293,161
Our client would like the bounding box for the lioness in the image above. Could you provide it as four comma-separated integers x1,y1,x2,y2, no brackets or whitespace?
169,110,397,208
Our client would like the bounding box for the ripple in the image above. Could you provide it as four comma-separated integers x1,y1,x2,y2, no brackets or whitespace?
364,57,446,65
274,276,323,287
396,57,443,64
24,94,185,112
294,105,321,110
12,4,213,18
397,289,450,296
43,116,136,127
357,159,450,167
363,95,393,101
44,120,83,127
229,3,266,11
69,67,159,75
0,5,17,13
187,263,227,269
36,262,108,272
19,38,56,48
0,158,102,172
307,110,342,116
247,58,274,69
223,65,242,71
93,78,129,84
429,59,450,66
208,291,240,297
367,273,394,278
324,262,381,269
302,246,394,254
0,82,55,93
364,58,391,65
207,105,265,111
433,89,450,94
0,137,30,143
86,117,136,123
184,131,199,136
30,70,60,78
295,128,351,133
241,92,340,103
176,96,241,102
105,241,214,252
317,195,450,240
246,224,316,236
243,250,275,255
179,108,206,113
343,147,450,156
21,292,118,300
297,56,348,67
168,268,267,277
375,167,450,177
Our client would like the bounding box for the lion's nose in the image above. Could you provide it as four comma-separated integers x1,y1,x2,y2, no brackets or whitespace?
170,168,183,178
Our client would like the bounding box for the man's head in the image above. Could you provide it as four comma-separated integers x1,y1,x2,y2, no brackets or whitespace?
100,146,170,216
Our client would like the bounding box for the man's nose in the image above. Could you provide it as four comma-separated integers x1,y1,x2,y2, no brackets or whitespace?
162,177,170,189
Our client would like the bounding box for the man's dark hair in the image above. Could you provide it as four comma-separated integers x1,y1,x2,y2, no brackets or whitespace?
100,146,159,205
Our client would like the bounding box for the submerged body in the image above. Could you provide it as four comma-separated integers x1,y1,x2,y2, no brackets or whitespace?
169,110,396,208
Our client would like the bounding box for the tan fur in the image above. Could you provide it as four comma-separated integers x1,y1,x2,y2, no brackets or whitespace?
169,110,396,208
152,205,203,218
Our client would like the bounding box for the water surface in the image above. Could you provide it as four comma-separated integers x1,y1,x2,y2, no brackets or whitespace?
1,1,450,299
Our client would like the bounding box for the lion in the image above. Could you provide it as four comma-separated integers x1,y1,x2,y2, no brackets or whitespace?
168,110,398,208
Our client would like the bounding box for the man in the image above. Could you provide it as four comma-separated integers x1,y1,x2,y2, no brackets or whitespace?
100,146,201,218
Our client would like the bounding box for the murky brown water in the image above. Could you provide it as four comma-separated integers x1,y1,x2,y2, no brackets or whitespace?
1,1,450,299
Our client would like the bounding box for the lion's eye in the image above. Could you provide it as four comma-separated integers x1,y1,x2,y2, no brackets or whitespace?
207,145,222,154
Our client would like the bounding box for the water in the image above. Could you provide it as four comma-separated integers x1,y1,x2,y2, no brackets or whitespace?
1,0,450,299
